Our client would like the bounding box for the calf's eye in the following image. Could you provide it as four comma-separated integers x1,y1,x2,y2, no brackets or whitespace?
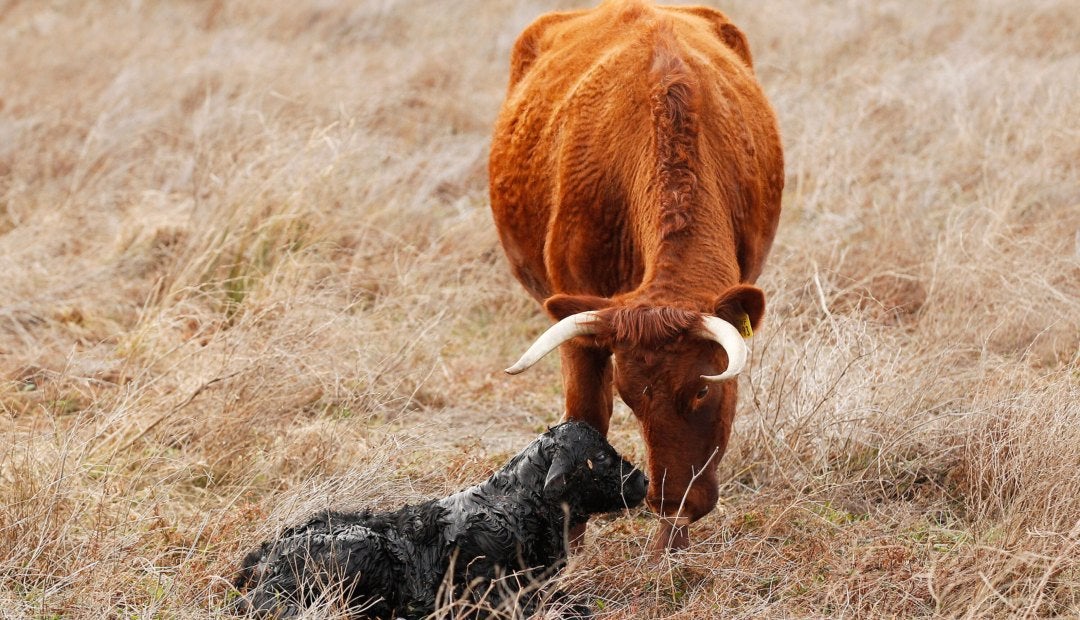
695,386,709,400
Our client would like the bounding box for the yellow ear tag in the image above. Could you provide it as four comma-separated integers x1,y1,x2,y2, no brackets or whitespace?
737,313,753,339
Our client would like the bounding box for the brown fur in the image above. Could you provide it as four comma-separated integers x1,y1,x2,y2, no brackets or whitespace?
599,306,703,349
489,0,784,549
652,31,699,240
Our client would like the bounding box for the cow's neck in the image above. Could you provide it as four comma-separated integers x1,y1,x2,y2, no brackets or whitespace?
449,439,557,518
436,441,568,563
486,441,550,502
626,232,741,310
485,440,584,528
437,449,554,546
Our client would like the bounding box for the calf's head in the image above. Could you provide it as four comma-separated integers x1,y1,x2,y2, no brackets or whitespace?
541,421,647,517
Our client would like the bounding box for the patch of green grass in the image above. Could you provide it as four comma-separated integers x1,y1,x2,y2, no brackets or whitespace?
808,500,869,526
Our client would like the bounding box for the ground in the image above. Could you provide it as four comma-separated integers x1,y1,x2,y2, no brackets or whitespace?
1,1,1078,618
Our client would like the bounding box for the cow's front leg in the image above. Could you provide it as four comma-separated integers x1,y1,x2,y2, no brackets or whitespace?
559,340,613,434
559,340,613,547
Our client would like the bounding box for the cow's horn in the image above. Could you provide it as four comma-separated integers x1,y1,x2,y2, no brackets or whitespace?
696,316,750,382
505,311,602,375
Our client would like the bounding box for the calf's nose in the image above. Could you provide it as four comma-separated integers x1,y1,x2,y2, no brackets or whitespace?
622,469,648,507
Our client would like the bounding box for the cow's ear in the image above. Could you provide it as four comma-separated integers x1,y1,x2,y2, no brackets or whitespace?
544,294,613,321
713,284,766,332
543,448,575,499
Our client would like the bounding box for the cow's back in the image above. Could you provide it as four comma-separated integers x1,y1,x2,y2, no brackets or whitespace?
489,0,783,304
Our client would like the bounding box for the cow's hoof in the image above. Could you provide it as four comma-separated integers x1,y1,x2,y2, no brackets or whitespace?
650,521,690,553
567,521,588,552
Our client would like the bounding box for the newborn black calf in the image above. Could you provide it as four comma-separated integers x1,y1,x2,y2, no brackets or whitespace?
234,421,647,619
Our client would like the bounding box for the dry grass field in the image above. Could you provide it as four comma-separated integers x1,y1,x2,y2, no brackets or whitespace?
2,0,1078,618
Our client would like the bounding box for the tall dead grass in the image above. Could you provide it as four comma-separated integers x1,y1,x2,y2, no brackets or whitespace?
1,0,1077,618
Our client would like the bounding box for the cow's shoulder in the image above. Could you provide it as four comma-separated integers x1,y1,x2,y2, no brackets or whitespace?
507,10,586,89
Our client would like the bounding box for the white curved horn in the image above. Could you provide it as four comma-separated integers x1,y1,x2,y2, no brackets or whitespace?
505,311,602,375
695,316,750,382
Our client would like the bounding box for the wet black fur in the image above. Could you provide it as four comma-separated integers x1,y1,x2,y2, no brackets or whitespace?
233,421,647,619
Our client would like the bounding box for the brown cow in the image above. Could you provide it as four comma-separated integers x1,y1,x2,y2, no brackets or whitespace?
489,0,783,550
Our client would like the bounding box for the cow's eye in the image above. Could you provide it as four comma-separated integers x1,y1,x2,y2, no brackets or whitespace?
593,452,609,463
695,386,709,400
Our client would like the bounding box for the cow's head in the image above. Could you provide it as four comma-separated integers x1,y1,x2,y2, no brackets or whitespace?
505,285,765,545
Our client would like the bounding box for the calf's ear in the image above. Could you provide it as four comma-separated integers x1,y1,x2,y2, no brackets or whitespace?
543,450,575,498
544,294,612,321
713,284,766,332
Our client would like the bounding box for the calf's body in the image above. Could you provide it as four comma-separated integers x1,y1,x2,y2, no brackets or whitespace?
234,422,646,618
